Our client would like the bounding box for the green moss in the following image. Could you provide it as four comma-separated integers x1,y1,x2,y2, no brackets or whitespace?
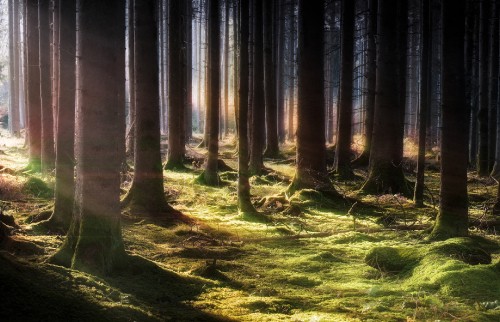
365,246,422,274
23,176,53,198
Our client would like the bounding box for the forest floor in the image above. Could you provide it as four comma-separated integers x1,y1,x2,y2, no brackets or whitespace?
1,131,500,321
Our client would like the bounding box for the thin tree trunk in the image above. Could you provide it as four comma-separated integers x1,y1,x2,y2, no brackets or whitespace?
414,0,431,207
224,0,230,136
477,0,490,176
39,0,55,173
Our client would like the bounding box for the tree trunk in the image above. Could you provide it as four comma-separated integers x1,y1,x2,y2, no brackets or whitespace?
263,0,279,158
361,0,411,197
201,0,221,185
488,1,498,172
233,0,240,137
50,0,127,275
26,0,42,172
39,0,55,174
223,0,230,137
185,0,193,141
126,0,135,158
477,0,490,176
165,0,187,170
352,0,377,168
414,0,431,207
249,0,265,175
287,0,296,142
42,0,75,231
288,0,333,195
51,0,60,137
335,0,355,179
277,0,286,143
238,0,257,213
8,0,21,136
122,0,180,217
430,0,468,240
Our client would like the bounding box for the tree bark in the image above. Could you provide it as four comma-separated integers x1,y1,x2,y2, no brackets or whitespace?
238,0,257,213
414,0,431,207
249,0,265,175
477,0,490,176
26,0,42,172
8,0,21,136
430,0,468,240
50,0,127,275
165,0,187,170
263,0,279,158
360,0,411,197
335,0,355,179
42,0,76,231
201,0,221,185
122,0,180,217
288,0,334,196
39,0,55,174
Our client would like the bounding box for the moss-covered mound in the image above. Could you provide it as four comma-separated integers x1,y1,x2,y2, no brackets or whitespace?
365,237,500,301
23,176,53,198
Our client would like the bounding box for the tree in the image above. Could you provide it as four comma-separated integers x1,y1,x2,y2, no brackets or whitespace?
39,0,55,173
414,0,431,207
477,0,489,176
165,0,187,171
40,0,76,231
199,0,221,185
8,0,21,136
352,0,377,168
487,1,498,172
26,0,42,172
50,0,127,274
429,0,468,240
287,0,333,195
122,0,181,217
249,0,265,175
263,0,279,158
237,0,257,214
360,0,411,197
334,0,355,179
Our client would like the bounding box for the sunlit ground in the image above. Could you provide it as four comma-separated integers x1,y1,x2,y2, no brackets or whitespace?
1,129,500,321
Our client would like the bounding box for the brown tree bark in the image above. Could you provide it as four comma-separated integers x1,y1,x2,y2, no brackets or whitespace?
8,0,21,136
26,0,42,172
477,0,490,176
238,0,257,214
122,0,181,217
165,0,187,170
249,0,265,175
288,0,335,196
360,0,411,197
334,0,355,179
263,0,279,158
40,0,76,232
430,0,468,240
50,0,127,275
39,0,55,174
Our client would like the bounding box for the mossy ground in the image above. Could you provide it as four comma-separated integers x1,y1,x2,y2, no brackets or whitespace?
1,131,500,321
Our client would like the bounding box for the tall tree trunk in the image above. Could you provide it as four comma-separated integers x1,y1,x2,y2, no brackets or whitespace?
185,0,193,141
233,0,240,137
8,0,21,136
477,0,490,176
201,0,221,185
50,0,127,275
165,0,187,170
288,0,334,196
287,0,296,142
414,0,431,207
249,0,265,175
223,0,230,137
488,1,498,172
238,0,257,213
361,0,411,197
277,0,286,143
352,0,377,167
263,0,279,158
335,0,355,179
39,0,55,173
430,0,468,240
42,0,75,231
126,0,135,158
26,0,42,172
51,0,60,137
122,0,180,217
469,6,479,166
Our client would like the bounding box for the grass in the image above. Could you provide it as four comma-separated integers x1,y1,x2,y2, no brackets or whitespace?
1,131,500,321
